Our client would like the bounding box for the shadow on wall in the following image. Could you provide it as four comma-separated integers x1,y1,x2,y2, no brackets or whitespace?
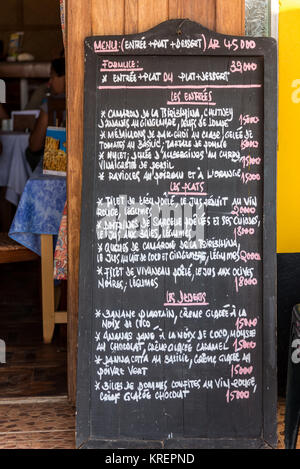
277,254,300,396
277,3,300,396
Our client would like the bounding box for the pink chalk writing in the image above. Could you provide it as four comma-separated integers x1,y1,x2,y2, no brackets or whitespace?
169,182,207,196
234,227,255,240
94,40,119,53
100,68,143,72
235,317,258,330
234,276,258,292
241,140,259,150
239,251,261,263
101,59,139,70
231,365,254,377
226,389,250,403
239,114,260,125
184,90,213,102
231,206,256,216
98,84,262,90
165,291,208,306
240,155,261,168
230,60,258,74
167,101,216,106
233,339,256,352
168,191,208,195
241,173,261,184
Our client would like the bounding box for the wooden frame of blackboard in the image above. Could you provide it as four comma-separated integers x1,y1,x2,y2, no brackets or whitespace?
77,19,277,449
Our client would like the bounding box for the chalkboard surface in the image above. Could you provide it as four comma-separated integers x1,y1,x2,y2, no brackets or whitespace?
77,19,277,449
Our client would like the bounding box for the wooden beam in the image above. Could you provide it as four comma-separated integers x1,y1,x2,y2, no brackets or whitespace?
169,0,216,31
0,25,61,31
216,0,245,35
0,62,51,79
66,0,92,404
125,0,138,34
135,0,169,32
91,0,125,35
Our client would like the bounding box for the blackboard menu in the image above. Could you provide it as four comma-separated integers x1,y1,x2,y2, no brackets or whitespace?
77,19,277,449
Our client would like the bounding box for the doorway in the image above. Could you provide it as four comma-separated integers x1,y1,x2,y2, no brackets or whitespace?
0,0,67,399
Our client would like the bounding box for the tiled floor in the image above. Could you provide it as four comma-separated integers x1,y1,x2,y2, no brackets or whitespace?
0,397,75,449
0,396,298,449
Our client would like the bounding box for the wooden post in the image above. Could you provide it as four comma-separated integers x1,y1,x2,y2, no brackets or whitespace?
66,0,245,404
169,0,216,31
40,234,55,344
66,0,92,403
216,0,245,34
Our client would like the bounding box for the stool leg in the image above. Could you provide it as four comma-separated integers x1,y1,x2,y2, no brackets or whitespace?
41,234,55,344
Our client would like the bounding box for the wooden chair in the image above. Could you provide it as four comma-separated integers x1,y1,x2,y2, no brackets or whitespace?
48,96,66,127
0,233,65,344
0,232,39,263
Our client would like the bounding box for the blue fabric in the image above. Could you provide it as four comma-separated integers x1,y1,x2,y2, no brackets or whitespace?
0,132,31,205
9,164,66,255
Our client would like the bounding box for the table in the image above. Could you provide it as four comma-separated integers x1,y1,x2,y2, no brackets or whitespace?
0,131,31,205
9,163,67,343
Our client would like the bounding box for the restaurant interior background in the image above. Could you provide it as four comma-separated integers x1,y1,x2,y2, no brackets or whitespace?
0,0,67,398
0,0,298,448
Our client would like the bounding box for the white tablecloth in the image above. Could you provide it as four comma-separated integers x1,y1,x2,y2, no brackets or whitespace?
0,131,32,205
